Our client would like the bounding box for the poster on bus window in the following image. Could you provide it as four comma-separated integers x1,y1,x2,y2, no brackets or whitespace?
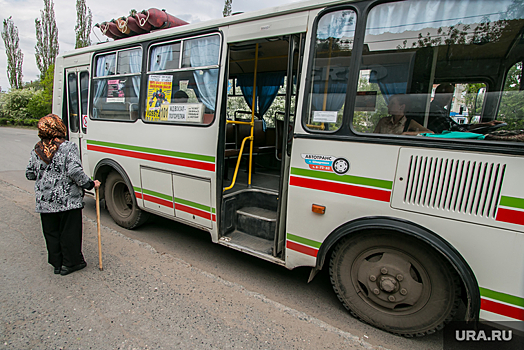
107,79,125,103
145,75,173,121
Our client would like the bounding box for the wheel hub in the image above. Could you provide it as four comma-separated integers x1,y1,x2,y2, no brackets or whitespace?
379,276,397,293
357,252,424,310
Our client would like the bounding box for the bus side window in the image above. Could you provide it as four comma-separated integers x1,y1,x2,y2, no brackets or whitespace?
351,0,524,141
145,35,220,125
92,49,142,121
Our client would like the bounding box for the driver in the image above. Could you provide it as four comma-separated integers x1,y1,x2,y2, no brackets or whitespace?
428,83,503,133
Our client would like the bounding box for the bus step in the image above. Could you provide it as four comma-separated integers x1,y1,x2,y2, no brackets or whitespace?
236,207,276,240
223,230,273,255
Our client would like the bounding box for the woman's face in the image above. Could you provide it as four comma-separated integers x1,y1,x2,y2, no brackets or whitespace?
388,97,405,116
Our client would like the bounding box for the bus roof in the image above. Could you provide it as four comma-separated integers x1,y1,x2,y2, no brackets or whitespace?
60,0,351,58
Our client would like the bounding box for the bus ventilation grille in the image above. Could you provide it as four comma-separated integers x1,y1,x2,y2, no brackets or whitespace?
403,156,506,219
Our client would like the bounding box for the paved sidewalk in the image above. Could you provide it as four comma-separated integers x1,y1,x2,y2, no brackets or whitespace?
0,179,382,350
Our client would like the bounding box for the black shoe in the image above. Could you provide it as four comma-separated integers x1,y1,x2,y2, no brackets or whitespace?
54,267,61,274
60,262,87,276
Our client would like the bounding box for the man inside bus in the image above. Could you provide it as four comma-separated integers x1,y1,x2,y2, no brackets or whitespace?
374,94,433,135
428,83,503,134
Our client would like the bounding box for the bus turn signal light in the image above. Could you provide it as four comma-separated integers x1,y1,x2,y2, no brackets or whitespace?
312,204,326,215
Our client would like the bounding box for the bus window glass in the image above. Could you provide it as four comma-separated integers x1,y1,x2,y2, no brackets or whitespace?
181,35,220,68
353,0,524,140
92,48,142,121
149,43,181,71
497,61,524,130
80,71,89,133
94,53,116,77
145,35,220,125
304,9,356,132
67,73,79,133
117,48,142,74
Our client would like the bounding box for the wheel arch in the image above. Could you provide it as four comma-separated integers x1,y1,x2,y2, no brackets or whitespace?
316,216,480,323
93,158,136,203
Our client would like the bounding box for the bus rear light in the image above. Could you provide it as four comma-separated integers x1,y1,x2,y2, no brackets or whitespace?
312,204,325,215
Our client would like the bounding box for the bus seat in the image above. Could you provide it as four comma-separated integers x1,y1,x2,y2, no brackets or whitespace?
203,113,214,124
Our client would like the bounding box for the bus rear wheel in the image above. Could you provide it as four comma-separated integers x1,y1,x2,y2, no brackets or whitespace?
329,231,460,337
105,171,148,229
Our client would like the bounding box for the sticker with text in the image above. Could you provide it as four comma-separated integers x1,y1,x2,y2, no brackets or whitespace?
301,154,350,174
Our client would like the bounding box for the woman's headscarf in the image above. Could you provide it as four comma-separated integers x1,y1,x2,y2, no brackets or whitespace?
34,114,67,164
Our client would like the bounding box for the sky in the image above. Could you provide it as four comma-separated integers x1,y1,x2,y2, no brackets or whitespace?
0,0,302,91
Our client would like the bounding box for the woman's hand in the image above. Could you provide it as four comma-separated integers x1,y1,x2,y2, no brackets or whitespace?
94,180,101,189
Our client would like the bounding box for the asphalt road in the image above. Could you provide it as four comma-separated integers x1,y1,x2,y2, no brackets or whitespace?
0,127,444,349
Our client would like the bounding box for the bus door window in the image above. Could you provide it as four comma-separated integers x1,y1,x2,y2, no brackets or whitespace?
79,71,89,133
303,9,356,133
67,72,79,133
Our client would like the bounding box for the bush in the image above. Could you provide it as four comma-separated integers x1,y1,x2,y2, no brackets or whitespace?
0,88,33,120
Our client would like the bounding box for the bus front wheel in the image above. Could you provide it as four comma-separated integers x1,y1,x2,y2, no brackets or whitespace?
329,231,461,337
105,171,149,229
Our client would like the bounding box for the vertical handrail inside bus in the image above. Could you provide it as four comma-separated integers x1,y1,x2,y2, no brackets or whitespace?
224,43,259,192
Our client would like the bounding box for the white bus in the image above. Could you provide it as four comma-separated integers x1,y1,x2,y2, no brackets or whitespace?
54,0,524,337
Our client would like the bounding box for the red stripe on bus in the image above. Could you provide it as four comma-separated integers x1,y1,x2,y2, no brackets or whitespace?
142,193,174,209
175,203,212,220
87,144,215,172
135,191,143,199
290,176,391,202
286,240,318,257
496,207,524,226
481,298,524,321
212,214,216,222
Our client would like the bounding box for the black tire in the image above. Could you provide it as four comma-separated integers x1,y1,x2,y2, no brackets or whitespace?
329,231,461,337
105,171,149,229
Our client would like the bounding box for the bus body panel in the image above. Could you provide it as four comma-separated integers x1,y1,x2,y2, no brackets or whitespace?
85,118,220,234
287,137,524,322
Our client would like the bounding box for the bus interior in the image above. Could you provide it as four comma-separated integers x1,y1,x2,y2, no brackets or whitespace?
219,34,303,258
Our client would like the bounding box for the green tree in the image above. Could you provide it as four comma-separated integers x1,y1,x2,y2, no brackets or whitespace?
35,0,59,78
223,0,232,17
498,62,524,129
2,17,23,89
75,0,92,49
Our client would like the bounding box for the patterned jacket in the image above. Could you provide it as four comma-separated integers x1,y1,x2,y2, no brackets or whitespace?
26,141,94,213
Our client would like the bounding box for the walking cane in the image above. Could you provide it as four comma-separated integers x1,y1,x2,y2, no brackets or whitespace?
96,187,103,271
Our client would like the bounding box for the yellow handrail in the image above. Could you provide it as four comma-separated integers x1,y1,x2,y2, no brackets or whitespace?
226,120,251,125
223,135,251,191
224,43,259,192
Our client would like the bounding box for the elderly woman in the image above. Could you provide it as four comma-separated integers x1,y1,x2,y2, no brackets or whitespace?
26,114,101,276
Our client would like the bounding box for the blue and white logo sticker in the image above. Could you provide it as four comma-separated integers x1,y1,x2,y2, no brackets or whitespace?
301,154,350,174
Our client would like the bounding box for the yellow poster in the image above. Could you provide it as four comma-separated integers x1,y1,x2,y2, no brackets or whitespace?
145,75,173,121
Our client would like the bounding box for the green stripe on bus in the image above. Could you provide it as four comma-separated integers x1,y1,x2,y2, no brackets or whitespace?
141,188,173,201
499,196,524,210
87,139,215,163
133,186,141,193
291,167,393,190
480,287,524,307
287,233,321,249
174,197,211,212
